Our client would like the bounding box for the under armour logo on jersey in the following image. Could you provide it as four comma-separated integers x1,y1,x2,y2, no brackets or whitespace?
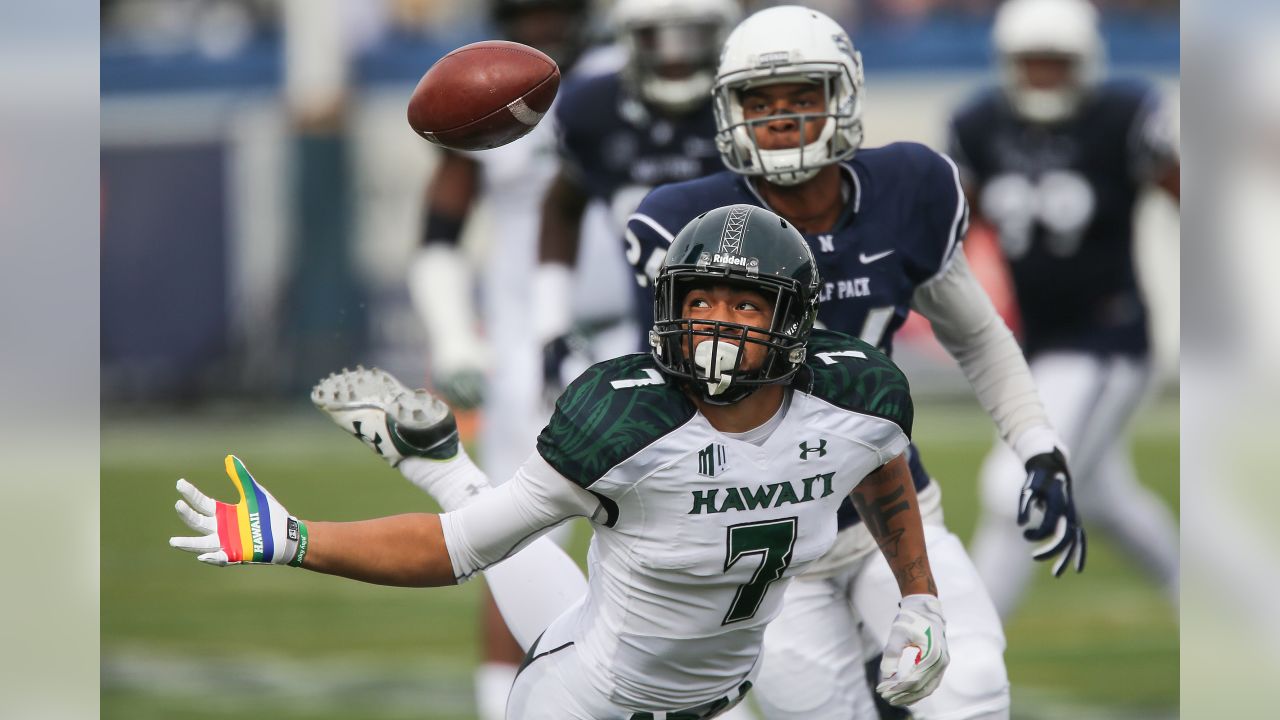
351,420,385,457
799,439,827,459
698,442,728,477
817,234,835,253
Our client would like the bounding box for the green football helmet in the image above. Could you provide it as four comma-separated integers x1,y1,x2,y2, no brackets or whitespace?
650,204,821,404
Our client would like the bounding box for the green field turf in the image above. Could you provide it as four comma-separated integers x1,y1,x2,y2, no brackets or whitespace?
102,396,1178,719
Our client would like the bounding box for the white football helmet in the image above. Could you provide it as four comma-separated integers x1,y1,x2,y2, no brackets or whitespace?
992,0,1105,123
713,5,865,186
612,0,741,114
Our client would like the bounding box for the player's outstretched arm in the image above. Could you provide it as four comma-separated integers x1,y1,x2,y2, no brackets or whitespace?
850,453,949,707
409,150,487,410
911,252,1086,575
169,455,457,587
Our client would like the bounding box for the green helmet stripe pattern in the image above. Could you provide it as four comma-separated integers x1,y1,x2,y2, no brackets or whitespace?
800,330,914,437
538,354,697,488
717,205,751,255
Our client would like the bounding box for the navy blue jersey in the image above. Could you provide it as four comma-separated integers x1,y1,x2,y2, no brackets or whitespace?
625,142,969,526
948,79,1177,358
554,71,723,228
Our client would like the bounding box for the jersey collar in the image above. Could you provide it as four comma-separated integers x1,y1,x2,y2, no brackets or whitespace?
739,161,863,233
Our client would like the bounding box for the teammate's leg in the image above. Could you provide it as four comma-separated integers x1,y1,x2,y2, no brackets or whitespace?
972,352,1179,617
1053,355,1179,602
855,521,1010,720
1078,445,1180,604
753,566,877,719
968,441,1038,619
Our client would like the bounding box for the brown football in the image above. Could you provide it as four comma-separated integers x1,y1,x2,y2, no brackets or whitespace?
407,40,560,152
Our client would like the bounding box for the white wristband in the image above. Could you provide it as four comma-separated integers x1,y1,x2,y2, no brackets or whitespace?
1010,425,1063,465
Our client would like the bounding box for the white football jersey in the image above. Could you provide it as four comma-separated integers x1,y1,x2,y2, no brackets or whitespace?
535,330,912,710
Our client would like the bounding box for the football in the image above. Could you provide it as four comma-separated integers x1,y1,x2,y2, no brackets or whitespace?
407,40,560,151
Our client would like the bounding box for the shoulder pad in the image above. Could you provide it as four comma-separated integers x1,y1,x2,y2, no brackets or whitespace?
797,329,914,437
537,354,696,488
554,72,620,130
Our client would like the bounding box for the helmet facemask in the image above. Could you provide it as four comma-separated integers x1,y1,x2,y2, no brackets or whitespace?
999,52,1097,124
622,21,725,114
714,63,864,186
991,0,1104,124
651,273,813,405
613,0,740,115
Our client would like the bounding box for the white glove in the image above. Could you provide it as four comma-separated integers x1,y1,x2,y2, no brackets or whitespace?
169,455,308,567
876,593,949,707
409,244,489,409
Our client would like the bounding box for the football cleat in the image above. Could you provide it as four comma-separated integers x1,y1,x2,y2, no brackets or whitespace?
311,366,459,466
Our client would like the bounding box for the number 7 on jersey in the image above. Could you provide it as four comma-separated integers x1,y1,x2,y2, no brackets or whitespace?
722,517,798,624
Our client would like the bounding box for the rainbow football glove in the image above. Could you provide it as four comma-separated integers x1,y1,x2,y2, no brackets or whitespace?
169,455,308,567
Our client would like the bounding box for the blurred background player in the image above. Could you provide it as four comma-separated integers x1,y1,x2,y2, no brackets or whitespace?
406,2,615,717
535,0,740,391
625,6,1084,718
950,0,1180,620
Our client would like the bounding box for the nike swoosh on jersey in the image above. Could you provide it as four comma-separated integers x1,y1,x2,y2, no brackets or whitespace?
859,250,895,264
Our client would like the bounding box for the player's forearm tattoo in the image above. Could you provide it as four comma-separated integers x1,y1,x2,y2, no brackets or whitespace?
850,469,913,559
850,458,935,595
895,557,938,596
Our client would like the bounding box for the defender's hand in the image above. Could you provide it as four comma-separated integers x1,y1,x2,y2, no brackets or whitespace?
541,331,589,399
169,455,308,567
433,365,486,411
876,594,949,707
1019,448,1087,576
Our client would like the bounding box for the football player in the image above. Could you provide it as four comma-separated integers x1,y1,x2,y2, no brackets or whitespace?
535,0,740,391
406,1,617,716
950,0,1180,619
173,205,951,719
621,6,1085,719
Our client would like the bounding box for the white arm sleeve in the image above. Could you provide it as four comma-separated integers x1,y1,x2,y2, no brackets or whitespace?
910,252,1061,462
439,453,604,583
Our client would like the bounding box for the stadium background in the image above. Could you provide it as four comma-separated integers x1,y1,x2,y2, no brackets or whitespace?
100,1,1179,718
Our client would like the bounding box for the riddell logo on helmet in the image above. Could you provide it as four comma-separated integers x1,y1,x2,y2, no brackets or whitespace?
756,51,791,66
713,253,757,268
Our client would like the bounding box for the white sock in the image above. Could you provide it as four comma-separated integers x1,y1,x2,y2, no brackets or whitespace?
475,662,518,720
399,453,493,512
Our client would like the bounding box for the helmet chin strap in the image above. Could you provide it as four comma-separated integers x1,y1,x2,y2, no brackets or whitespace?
694,340,740,397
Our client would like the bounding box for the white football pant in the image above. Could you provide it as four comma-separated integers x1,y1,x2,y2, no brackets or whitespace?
508,606,756,720
754,487,1010,720
970,351,1180,618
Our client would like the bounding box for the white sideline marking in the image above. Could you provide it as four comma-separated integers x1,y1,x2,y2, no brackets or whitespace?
103,648,1174,720
103,647,474,717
